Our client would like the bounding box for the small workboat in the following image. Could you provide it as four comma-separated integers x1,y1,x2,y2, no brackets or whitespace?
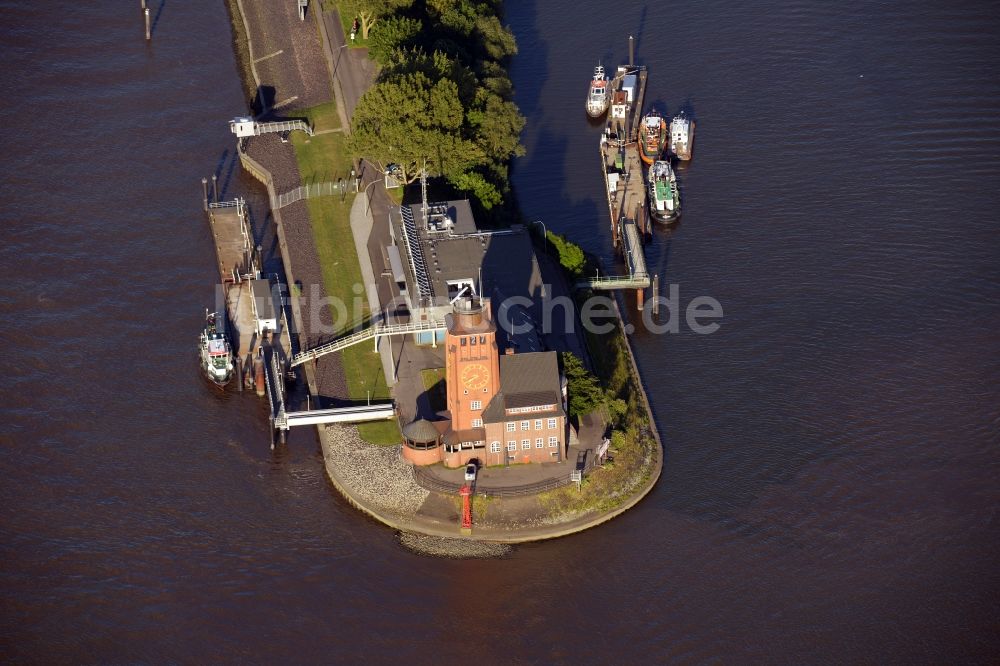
647,160,680,223
199,309,234,388
638,112,667,165
669,111,695,161
585,65,611,118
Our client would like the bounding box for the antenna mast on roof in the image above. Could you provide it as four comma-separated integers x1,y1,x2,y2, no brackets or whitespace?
420,160,428,230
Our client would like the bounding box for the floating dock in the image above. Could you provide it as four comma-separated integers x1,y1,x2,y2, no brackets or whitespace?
581,46,655,309
206,199,293,392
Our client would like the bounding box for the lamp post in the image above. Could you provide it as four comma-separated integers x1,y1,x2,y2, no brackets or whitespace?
530,219,547,254
332,43,348,108
363,177,380,216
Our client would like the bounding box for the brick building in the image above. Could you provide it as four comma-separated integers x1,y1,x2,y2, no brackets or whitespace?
401,296,566,468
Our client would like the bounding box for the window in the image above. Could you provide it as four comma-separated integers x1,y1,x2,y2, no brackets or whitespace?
471,400,482,411
534,419,542,430
491,441,501,453
470,337,477,346
547,418,557,429
472,419,483,428
520,420,529,431
507,442,516,452
461,338,466,346
535,438,543,448
521,439,531,450
463,389,468,395
548,436,558,447
506,422,515,432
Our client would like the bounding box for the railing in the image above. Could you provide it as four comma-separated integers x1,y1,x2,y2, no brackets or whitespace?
576,274,651,290
272,180,348,209
411,454,598,498
208,198,243,209
290,319,447,367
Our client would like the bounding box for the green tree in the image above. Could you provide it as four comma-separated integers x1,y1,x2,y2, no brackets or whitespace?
367,16,422,66
341,0,414,40
546,232,586,277
562,352,604,419
348,71,481,185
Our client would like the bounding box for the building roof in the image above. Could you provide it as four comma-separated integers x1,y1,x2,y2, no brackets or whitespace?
444,427,486,446
389,199,544,311
481,351,564,423
402,418,441,443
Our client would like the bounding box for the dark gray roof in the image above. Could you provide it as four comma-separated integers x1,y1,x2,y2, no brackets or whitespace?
499,352,560,397
505,390,559,409
402,418,440,443
389,199,544,308
482,352,564,423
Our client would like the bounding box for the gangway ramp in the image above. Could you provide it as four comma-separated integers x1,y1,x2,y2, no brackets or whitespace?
290,320,446,367
274,403,396,430
230,117,314,138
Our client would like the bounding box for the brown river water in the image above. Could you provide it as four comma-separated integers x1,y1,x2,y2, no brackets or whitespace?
1,0,998,662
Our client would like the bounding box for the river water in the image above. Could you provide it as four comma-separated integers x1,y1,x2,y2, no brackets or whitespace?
1,0,998,662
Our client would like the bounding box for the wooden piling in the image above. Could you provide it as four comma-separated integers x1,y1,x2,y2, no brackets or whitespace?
211,174,218,202
629,35,634,66
201,177,208,211
636,286,644,311
652,274,659,315
144,8,151,40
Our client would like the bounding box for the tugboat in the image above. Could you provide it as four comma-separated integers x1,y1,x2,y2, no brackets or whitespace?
638,111,667,165
647,160,681,223
585,65,611,118
669,111,695,161
199,309,234,388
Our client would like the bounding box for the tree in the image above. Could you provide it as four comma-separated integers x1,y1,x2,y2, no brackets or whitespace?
546,232,586,277
367,16,422,66
562,352,604,419
347,71,481,185
341,0,414,40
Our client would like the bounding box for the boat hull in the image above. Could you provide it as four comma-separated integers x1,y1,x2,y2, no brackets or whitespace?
647,161,681,224
586,102,609,118
670,119,696,161
639,118,667,165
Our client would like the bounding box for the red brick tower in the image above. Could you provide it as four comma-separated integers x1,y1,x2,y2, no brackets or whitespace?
446,297,500,433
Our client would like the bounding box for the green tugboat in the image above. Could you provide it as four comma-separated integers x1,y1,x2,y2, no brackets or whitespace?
648,160,680,223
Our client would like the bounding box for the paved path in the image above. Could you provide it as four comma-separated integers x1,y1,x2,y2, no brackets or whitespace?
317,10,378,130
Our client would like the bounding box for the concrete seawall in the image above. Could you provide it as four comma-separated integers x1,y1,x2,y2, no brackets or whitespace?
226,0,663,545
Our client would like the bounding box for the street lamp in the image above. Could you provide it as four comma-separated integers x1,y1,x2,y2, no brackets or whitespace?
530,219,547,254
363,177,380,216
332,43,348,105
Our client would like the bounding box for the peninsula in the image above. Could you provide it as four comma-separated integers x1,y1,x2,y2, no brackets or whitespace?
215,0,663,542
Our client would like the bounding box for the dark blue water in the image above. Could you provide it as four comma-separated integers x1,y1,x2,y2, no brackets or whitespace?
1,0,998,662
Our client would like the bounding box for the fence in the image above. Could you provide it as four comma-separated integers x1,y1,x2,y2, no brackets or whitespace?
411,453,597,499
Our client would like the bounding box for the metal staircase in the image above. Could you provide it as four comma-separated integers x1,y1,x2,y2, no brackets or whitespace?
290,320,447,367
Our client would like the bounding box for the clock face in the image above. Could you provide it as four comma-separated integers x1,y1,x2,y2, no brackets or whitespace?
461,363,490,390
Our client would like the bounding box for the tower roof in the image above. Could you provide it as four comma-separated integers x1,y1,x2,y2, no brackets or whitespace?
402,419,441,443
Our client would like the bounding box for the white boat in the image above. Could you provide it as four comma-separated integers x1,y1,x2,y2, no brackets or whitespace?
199,309,234,387
586,65,610,118
669,111,695,161
647,160,680,223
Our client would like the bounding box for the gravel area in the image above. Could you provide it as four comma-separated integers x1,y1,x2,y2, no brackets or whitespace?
397,533,513,559
320,424,428,516
239,0,331,112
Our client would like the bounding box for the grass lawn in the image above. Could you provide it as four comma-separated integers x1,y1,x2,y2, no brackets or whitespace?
292,101,400,445
420,368,446,413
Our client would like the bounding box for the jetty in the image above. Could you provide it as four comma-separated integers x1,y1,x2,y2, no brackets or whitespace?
579,38,658,309
205,198,299,435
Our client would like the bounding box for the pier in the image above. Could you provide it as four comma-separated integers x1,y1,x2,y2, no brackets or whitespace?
596,59,653,309
206,198,294,396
